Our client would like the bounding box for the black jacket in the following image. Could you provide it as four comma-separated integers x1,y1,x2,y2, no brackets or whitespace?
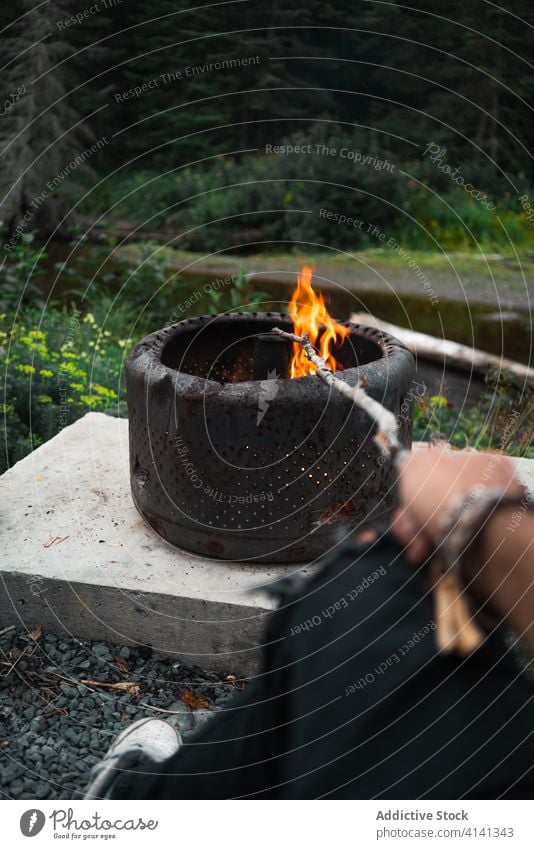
113,534,534,799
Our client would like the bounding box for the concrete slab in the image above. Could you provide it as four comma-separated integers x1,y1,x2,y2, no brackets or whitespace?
1,413,532,676
0,413,314,676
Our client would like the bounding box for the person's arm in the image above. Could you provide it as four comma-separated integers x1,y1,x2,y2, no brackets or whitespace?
470,506,534,650
392,447,534,651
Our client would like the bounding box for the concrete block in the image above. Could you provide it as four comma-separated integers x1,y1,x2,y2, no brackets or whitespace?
0,413,313,676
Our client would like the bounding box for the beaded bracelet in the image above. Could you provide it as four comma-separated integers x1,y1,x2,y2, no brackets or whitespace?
430,484,533,655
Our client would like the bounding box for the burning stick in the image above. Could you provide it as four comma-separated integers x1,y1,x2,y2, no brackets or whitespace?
272,327,402,457
274,325,479,658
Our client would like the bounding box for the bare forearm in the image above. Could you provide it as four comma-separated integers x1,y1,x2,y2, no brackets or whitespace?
465,509,534,651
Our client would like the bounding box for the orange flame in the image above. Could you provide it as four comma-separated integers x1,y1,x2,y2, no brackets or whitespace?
288,265,349,378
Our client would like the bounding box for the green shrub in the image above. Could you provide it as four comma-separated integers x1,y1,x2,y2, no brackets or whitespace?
56,239,270,332
80,126,405,253
0,233,47,312
399,187,533,250
78,133,534,254
0,308,129,473
414,372,533,458
0,234,273,472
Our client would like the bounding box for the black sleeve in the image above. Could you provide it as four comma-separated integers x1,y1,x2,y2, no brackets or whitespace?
112,533,534,799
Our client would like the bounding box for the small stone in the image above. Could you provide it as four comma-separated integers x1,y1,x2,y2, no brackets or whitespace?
0,624,249,799
29,717,46,734
40,745,55,759
65,728,80,744
3,762,23,782
93,643,112,658
35,782,50,798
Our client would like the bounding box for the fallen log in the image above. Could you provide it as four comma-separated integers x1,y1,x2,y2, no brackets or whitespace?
350,312,534,387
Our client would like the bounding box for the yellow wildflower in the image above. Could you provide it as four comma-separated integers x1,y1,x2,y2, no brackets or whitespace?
90,383,117,399
80,395,100,408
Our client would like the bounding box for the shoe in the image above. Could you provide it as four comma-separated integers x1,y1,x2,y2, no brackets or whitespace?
85,717,182,799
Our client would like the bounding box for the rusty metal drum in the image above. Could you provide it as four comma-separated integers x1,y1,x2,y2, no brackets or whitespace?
125,312,415,563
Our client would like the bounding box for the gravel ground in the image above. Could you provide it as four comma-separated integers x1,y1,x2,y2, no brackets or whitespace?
0,626,243,800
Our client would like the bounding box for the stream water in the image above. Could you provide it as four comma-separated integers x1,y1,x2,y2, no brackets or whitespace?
41,241,531,364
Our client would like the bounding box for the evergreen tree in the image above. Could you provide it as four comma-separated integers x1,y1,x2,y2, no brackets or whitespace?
357,0,534,182
0,0,94,233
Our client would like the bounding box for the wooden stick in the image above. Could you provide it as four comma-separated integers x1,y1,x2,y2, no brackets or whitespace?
80,679,140,694
272,327,401,457
139,703,192,715
0,645,35,679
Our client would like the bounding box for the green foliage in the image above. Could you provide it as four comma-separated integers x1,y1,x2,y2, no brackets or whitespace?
4,0,534,246
81,126,405,252
79,138,534,254
56,239,184,338
0,233,46,312
203,269,271,314
399,187,533,250
56,239,269,330
65,0,534,182
0,235,272,471
0,309,129,473
0,1,93,231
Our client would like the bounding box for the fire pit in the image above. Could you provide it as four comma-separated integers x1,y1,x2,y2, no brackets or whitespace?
126,277,415,563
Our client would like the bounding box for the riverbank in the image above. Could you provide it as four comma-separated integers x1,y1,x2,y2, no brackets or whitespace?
119,244,533,311
37,240,532,365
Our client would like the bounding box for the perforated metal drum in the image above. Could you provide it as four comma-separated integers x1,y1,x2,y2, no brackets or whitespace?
125,312,415,563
